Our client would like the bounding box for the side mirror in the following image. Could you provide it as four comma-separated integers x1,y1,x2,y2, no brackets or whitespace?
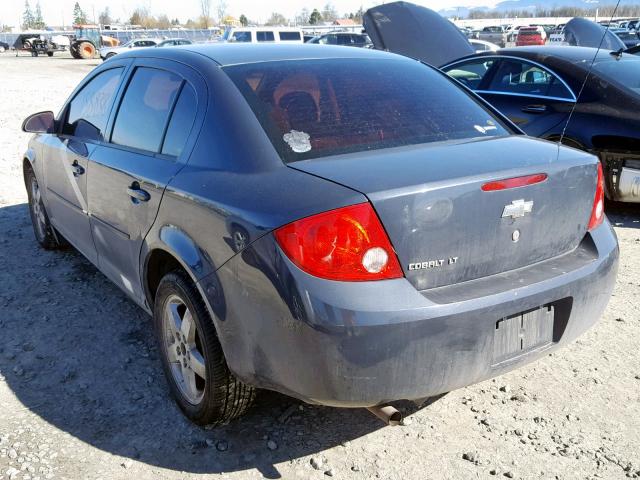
22,111,55,133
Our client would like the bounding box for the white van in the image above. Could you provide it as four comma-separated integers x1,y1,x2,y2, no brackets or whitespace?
222,27,304,44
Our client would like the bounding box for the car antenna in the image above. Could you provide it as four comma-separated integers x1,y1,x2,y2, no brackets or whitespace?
560,0,621,145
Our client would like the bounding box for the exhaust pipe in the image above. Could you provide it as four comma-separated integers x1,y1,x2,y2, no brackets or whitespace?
366,405,402,426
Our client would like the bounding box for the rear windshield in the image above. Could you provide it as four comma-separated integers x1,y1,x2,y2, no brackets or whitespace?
593,56,640,94
223,58,510,162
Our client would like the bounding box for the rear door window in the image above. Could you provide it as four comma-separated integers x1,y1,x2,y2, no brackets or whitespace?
111,67,182,153
63,67,123,142
224,58,510,162
257,31,275,42
487,59,574,99
161,84,197,157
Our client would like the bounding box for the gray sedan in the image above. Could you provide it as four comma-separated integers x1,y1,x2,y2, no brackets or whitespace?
21,44,618,426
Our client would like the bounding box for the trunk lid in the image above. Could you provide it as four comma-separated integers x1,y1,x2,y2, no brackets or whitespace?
363,1,475,68
563,17,626,50
290,136,597,291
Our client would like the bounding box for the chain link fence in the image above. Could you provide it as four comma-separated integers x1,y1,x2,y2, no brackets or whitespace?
0,29,219,47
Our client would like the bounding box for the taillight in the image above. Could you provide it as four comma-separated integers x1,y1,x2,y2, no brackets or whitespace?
274,203,403,281
588,162,605,231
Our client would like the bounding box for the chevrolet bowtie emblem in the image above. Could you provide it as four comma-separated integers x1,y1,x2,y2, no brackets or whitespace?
502,199,533,219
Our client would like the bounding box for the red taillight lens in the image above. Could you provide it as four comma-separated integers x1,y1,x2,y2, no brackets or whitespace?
588,162,605,231
481,173,548,191
274,203,403,281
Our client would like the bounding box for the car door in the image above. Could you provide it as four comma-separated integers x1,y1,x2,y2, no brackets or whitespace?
41,64,126,263
444,57,575,137
87,59,204,303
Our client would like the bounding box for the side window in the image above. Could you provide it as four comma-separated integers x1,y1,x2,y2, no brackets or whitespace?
337,35,351,45
111,67,182,153
444,59,496,90
257,31,275,42
232,31,252,42
162,84,197,157
279,31,301,41
63,67,123,142
488,60,573,99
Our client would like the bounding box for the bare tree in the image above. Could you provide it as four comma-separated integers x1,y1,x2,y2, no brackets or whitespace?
322,2,338,23
200,0,211,28
216,0,227,24
266,12,287,26
295,8,310,26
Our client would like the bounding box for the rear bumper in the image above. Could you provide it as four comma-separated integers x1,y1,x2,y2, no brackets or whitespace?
207,221,618,407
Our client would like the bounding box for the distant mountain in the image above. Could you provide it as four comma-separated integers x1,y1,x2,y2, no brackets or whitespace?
440,0,640,17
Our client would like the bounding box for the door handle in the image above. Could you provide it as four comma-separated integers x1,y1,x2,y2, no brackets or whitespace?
127,182,150,203
521,104,547,113
71,160,85,177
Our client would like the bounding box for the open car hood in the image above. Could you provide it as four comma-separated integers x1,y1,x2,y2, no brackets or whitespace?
563,17,626,51
363,1,474,67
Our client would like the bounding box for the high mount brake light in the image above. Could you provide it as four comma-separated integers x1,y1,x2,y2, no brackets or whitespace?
274,203,404,281
481,173,548,191
588,162,605,231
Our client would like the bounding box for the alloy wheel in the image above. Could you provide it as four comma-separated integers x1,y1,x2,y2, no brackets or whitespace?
163,294,207,404
30,177,47,240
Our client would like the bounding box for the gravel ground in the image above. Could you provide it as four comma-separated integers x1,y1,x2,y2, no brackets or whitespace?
0,53,639,480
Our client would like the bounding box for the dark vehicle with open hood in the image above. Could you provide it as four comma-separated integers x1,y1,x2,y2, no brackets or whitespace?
364,4,640,203
21,42,618,426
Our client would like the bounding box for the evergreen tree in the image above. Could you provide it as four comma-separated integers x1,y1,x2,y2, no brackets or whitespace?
309,8,322,25
33,1,45,29
22,0,35,30
73,2,87,25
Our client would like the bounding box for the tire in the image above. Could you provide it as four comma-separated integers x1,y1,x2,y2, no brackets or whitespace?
46,51,54,57
78,41,95,59
154,270,255,426
105,52,116,59
25,168,63,250
0,46,5,53
70,44,81,59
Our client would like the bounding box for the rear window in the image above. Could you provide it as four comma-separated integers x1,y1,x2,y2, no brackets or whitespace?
224,58,510,162
278,31,301,41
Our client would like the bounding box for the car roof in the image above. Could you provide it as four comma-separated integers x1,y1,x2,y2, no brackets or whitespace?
174,43,404,66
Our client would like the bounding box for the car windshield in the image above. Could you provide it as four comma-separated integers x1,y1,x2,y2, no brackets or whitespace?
592,56,640,94
224,58,510,162
121,40,135,47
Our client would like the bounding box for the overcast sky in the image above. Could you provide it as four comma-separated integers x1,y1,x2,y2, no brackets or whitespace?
1,0,494,27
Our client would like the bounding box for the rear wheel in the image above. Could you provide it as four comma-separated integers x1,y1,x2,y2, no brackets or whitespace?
0,46,5,53
46,51,54,57
154,270,255,426
25,168,63,250
77,41,95,59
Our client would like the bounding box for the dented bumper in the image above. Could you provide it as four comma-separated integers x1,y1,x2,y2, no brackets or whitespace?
204,221,618,407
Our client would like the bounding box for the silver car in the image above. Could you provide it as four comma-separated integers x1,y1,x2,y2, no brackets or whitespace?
100,38,162,60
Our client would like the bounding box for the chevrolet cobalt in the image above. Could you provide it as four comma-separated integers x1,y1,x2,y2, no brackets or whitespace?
22,44,618,425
